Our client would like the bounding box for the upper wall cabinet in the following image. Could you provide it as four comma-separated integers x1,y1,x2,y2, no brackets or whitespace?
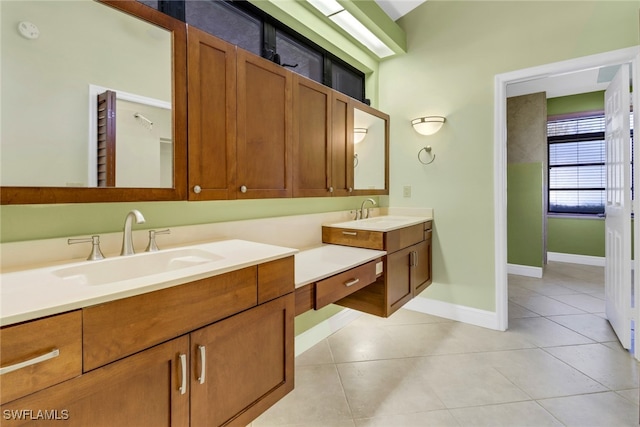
0,0,188,204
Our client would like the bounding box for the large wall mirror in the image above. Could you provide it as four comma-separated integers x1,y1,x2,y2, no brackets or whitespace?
352,103,389,195
0,0,187,204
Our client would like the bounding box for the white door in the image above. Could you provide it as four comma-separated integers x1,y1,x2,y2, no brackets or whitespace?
604,63,632,349
633,54,640,360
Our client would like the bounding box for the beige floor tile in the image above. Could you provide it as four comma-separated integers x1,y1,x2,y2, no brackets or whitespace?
488,348,607,399
336,358,446,418
354,410,460,427
296,339,334,366
253,364,352,426
327,322,409,363
449,401,563,426
546,313,617,342
508,301,540,319
549,293,605,313
615,388,639,405
509,295,585,316
361,308,453,326
538,391,640,427
544,343,639,390
508,317,594,347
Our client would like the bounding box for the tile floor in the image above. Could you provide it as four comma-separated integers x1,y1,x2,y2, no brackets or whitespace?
251,262,639,426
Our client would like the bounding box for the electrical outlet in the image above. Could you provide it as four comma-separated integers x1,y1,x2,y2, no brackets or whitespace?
403,185,411,198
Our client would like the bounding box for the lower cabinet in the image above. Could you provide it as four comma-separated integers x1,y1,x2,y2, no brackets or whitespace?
0,336,190,427
191,295,294,427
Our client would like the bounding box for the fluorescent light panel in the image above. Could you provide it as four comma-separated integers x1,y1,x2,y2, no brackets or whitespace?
307,0,395,58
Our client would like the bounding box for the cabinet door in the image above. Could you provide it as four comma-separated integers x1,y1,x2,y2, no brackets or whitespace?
411,239,432,296
236,49,292,199
190,294,294,427
331,92,354,196
386,246,414,315
292,75,331,197
187,26,237,200
0,336,190,427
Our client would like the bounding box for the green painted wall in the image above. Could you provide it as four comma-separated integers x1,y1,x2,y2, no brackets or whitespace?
379,0,639,311
507,163,544,267
548,91,605,116
548,217,605,257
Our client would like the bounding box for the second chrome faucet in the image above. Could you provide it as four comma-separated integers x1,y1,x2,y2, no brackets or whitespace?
121,209,146,256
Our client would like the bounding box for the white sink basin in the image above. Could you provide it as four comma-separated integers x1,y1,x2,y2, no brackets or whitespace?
53,248,224,286
327,215,430,232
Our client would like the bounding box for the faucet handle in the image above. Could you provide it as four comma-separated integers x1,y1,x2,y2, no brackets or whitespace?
146,229,170,252
68,235,105,261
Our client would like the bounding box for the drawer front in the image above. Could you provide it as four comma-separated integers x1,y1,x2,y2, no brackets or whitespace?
315,259,380,309
386,223,425,253
83,267,257,371
322,226,384,250
0,310,82,404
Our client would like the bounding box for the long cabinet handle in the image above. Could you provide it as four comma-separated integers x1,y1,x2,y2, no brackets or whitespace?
344,278,360,287
178,353,187,395
197,345,206,385
0,348,60,375
342,231,357,236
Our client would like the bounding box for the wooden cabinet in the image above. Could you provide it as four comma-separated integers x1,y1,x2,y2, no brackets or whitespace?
0,311,82,405
236,49,293,199
323,221,433,317
187,26,237,200
1,336,190,427
331,92,355,196
191,294,294,427
1,257,295,427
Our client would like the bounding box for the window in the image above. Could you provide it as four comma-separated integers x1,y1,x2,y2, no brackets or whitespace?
547,112,634,215
143,0,366,102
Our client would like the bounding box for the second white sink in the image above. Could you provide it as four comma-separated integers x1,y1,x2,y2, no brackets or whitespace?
326,215,430,232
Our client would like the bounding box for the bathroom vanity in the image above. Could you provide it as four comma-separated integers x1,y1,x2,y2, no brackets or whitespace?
0,240,296,427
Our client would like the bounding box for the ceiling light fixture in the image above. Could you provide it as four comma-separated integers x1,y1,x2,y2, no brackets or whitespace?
307,0,395,58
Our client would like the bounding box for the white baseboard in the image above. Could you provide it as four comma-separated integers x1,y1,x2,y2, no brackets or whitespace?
294,309,362,356
404,297,502,331
507,263,543,278
547,252,605,267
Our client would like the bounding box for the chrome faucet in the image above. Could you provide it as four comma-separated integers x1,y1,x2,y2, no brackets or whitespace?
121,209,146,256
360,198,376,219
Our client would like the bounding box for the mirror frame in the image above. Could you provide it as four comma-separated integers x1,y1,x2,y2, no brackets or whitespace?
351,100,389,196
1,0,187,204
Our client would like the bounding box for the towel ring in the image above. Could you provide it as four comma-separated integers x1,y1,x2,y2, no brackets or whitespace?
418,146,435,165
354,153,359,168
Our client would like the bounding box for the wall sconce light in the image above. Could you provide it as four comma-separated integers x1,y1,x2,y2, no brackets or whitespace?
411,116,446,165
354,128,368,144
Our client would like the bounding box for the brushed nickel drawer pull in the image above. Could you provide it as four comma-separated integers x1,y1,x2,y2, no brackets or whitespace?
0,348,60,375
178,353,187,395
344,278,360,287
342,231,357,236
197,345,206,385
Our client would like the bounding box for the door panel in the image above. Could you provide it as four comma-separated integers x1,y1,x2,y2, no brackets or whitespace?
604,63,631,349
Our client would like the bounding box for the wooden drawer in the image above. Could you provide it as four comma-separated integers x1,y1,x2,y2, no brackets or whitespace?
385,223,425,253
315,259,380,309
83,266,257,371
322,226,384,250
0,310,82,404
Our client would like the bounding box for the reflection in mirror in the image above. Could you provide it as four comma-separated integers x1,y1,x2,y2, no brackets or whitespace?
1,0,172,188
354,108,386,190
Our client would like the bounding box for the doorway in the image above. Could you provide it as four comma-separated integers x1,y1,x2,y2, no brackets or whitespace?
493,46,640,360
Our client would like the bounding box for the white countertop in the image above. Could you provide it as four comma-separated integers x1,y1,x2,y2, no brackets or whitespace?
325,215,431,232
0,239,297,326
295,245,386,288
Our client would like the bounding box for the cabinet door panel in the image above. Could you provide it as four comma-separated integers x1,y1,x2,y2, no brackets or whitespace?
0,337,189,427
386,247,413,313
331,92,354,196
293,76,330,197
237,50,292,198
191,294,294,427
412,238,432,295
187,27,237,200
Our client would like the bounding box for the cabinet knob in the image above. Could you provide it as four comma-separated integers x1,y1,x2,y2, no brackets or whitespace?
193,185,202,194
240,185,247,193
329,186,334,193
348,187,353,192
